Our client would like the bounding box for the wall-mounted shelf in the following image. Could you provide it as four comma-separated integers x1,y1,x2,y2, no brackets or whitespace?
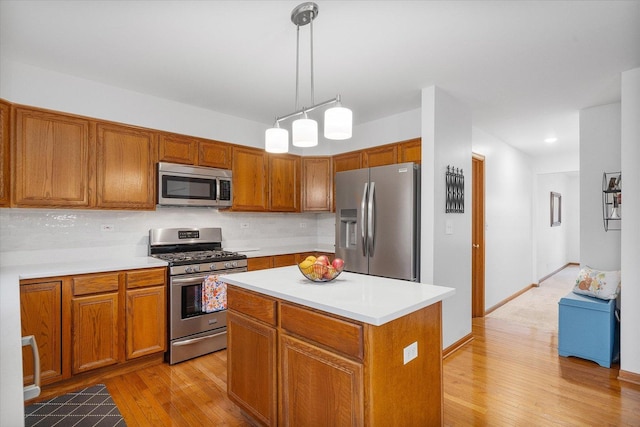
602,171,621,231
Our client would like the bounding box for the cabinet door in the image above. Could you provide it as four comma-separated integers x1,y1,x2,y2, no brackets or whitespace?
280,334,364,427
269,153,300,212
228,311,277,427
20,281,63,385
158,133,198,165
72,292,120,374
397,138,421,164
248,256,273,271
302,157,332,211
96,123,156,209
199,140,232,169
333,151,362,174
126,285,166,359
0,100,10,206
232,146,268,211
273,253,296,267
14,108,93,207
363,144,397,168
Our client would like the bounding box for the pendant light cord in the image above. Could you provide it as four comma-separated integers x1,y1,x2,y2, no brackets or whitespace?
295,25,300,111
310,17,314,106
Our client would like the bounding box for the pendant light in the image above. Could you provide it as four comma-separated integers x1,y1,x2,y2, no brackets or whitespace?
265,2,352,153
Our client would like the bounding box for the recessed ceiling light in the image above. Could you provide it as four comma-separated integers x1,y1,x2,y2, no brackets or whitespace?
544,137,558,143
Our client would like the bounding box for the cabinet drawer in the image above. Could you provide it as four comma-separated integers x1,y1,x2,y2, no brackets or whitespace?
73,273,120,296
280,303,363,360
126,268,166,289
228,286,277,326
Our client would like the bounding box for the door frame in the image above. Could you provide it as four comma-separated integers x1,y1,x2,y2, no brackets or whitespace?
472,153,485,317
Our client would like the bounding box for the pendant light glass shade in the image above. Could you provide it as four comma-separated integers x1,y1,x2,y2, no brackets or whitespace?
265,126,289,153
292,117,318,147
324,105,352,140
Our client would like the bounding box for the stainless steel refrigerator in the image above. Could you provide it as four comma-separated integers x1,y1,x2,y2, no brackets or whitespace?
335,162,420,281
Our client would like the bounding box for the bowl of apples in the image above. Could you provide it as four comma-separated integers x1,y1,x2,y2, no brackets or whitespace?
298,255,345,283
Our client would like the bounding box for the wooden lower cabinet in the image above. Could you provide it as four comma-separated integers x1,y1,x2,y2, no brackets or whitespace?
19,267,166,390
20,280,64,386
280,334,364,426
227,285,443,426
72,291,120,374
227,311,277,427
248,256,273,271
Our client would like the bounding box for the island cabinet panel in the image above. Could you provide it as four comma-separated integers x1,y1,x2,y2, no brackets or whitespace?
280,334,364,427
71,291,120,374
302,156,332,212
0,100,10,206
14,107,94,207
362,144,397,168
268,153,300,212
397,137,422,164
364,301,443,426
280,303,364,360
158,133,198,165
232,146,268,211
199,140,232,169
228,286,276,325
96,122,156,210
20,280,64,386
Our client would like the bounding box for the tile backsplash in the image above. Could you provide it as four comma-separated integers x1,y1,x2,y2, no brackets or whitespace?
0,207,335,266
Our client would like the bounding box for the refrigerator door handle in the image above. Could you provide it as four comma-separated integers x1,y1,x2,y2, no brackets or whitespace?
361,182,368,256
368,182,376,256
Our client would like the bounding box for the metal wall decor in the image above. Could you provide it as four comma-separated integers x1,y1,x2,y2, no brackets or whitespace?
445,165,465,213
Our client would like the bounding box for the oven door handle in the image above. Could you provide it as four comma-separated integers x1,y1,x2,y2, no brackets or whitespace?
171,274,212,285
172,331,226,347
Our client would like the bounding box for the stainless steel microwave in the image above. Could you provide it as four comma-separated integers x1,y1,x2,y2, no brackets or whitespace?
157,162,232,207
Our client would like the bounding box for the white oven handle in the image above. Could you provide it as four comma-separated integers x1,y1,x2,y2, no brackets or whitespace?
172,331,227,347
171,268,247,286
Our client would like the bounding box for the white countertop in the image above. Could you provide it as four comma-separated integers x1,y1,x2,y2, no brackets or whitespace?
0,256,167,427
220,266,455,326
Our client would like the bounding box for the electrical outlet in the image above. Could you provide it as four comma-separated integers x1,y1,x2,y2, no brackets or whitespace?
240,223,250,229
300,223,307,228
100,224,114,232
403,341,418,365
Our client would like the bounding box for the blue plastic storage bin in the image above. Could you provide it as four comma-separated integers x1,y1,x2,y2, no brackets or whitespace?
558,292,619,368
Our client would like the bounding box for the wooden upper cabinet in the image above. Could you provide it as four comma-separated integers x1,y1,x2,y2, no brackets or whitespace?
158,133,198,165
333,151,362,174
0,100,10,207
363,144,397,168
199,140,232,169
398,138,421,164
232,146,268,211
14,107,94,207
268,153,300,212
96,123,156,209
158,133,232,169
302,157,332,212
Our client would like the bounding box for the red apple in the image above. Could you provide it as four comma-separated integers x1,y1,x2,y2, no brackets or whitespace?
331,258,344,271
316,255,330,266
323,266,336,279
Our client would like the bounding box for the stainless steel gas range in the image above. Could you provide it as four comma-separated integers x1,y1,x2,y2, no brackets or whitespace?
149,227,247,364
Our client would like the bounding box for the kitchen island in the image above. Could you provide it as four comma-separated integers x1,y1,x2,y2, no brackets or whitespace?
220,266,455,426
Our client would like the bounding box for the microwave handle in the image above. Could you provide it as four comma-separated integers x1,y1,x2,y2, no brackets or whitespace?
216,178,221,202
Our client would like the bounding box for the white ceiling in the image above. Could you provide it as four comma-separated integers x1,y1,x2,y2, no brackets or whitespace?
1,1,639,159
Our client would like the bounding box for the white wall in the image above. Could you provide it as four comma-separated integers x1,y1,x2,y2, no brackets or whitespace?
472,127,535,308
422,87,472,348
579,103,621,271
620,67,640,377
535,173,580,280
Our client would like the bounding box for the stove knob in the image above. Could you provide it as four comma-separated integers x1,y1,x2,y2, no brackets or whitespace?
224,262,231,268
232,261,238,267
193,265,201,272
210,264,216,271
185,266,193,273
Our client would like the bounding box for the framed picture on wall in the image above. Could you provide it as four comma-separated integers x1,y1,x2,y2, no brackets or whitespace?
550,192,562,227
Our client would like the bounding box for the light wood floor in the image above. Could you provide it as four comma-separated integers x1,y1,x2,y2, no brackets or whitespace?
89,315,640,426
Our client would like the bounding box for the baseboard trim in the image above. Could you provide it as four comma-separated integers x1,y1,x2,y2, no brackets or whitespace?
618,369,640,387
538,262,579,284
443,333,474,359
485,284,535,315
